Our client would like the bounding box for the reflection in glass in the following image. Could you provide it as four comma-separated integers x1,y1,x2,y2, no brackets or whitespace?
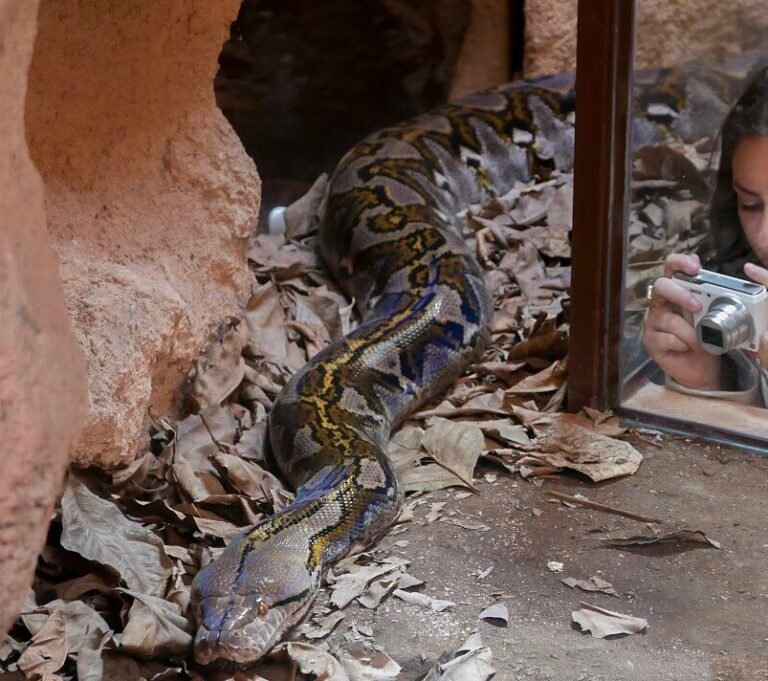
620,25,768,438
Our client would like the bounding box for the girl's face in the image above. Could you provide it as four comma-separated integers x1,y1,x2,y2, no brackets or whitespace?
733,136,768,263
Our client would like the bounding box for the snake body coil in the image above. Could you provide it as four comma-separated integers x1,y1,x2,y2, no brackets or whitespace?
190,54,768,665
191,79,573,664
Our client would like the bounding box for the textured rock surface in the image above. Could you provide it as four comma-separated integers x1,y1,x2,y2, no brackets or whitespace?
25,0,261,467
0,0,88,636
525,0,768,77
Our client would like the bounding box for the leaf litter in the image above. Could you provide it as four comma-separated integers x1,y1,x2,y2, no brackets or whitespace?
2,113,726,679
602,529,723,550
571,603,649,639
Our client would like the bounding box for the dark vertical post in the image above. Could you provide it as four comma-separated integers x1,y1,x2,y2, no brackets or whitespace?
510,0,525,78
568,0,636,411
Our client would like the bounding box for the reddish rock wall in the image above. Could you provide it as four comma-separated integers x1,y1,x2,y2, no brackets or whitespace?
525,0,768,78
0,0,88,637
25,0,261,468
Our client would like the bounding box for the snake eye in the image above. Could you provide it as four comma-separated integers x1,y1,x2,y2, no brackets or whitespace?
257,601,269,617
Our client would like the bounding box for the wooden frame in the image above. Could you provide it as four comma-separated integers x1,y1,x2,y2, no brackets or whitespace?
569,0,635,412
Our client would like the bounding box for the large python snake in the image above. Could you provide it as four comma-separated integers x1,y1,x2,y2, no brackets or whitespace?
190,53,768,665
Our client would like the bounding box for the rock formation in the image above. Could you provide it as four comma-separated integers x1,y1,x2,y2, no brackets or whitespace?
25,0,261,468
0,0,88,638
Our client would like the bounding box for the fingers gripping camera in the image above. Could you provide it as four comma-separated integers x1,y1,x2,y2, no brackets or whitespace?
674,269,768,355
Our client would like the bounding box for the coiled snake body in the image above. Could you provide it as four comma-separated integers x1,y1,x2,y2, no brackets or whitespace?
190,79,573,665
190,53,768,665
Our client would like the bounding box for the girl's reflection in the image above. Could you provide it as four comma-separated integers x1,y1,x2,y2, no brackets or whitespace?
642,67,768,404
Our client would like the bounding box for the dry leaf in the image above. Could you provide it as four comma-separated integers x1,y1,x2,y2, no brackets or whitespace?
17,610,68,679
61,474,172,598
296,611,345,640
392,589,454,612
479,419,534,448
420,417,484,488
561,576,619,597
478,603,509,626
419,632,495,681
284,173,328,240
451,518,490,532
53,572,115,600
527,413,643,482
572,602,648,638
190,323,248,410
387,425,425,474
247,234,318,280
330,557,409,610
602,529,722,550
244,283,304,370
338,644,401,680
76,628,112,681
506,358,567,394
192,516,247,542
213,452,289,503
356,577,399,609
256,642,350,681
119,590,193,657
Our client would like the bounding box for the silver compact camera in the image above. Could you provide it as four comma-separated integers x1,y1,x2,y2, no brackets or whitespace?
673,269,768,355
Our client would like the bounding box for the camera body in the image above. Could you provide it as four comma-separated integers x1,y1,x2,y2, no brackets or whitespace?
673,269,768,355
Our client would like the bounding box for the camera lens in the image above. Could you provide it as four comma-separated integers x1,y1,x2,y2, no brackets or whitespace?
696,296,753,355
700,325,724,348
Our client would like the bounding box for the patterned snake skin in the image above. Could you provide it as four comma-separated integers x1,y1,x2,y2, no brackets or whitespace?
190,53,768,665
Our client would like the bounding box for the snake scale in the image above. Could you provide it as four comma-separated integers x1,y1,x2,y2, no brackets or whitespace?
190,53,768,665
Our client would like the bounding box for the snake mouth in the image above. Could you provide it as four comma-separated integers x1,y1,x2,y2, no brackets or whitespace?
192,592,316,666
193,597,287,666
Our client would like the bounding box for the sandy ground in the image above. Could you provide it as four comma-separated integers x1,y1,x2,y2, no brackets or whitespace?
318,434,768,681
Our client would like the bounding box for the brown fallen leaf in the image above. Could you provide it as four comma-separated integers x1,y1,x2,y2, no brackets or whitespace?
418,632,495,681
189,323,248,411
387,424,425,475
169,406,238,502
561,576,619,597
524,413,643,482
296,611,345,640
478,603,509,626
356,576,399,609
61,474,172,598
329,557,409,610
572,602,648,638
213,452,290,504
256,642,350,681
337,644,401,680
284,173,328,240
17,610,68,679
392,589,454,612
244,282,305,371
53,572,115,600
247,234,319,280
506,358,567,394
420,417,484,490
119,589,194,657
602,529,723,550
479,419,534,448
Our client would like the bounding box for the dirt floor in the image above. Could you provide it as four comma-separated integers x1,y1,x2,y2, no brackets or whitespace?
316,433,768,681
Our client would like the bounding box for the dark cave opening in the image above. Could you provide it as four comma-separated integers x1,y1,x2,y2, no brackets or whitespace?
214,0,478,223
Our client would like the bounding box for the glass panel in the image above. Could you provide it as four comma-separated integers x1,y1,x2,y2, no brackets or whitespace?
620,6,768,440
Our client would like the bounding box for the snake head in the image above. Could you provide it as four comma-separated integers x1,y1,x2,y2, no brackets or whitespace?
190,528,320,666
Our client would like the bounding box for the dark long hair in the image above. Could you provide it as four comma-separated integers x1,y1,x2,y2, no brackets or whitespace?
710,66,768,276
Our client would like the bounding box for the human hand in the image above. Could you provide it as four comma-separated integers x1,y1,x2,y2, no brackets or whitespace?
743,262,768,370
641,254,722,390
